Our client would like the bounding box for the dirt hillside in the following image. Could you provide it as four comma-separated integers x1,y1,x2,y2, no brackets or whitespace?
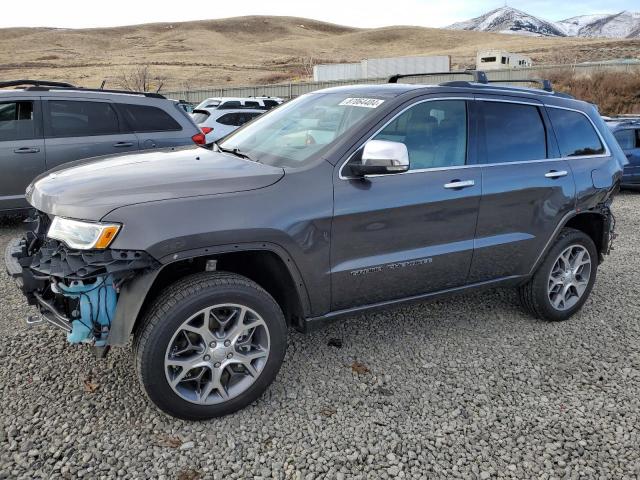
0,15,638,91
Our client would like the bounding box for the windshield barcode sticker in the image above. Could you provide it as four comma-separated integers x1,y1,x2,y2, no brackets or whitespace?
339,98,385,108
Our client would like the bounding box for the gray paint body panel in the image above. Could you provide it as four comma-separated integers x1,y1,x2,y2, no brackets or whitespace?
21,83,625,333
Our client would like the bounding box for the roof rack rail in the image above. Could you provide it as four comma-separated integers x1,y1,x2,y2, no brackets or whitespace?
388,70,488,84
0,79,75,89
487,78,553,92
0,79,165,99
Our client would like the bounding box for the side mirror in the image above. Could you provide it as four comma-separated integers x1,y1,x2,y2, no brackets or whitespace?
350,140,410,177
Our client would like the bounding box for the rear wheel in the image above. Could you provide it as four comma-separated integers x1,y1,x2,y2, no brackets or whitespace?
134,272,287,420
518,228,598,322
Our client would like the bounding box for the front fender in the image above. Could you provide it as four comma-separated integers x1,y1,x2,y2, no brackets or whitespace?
107,241,312,346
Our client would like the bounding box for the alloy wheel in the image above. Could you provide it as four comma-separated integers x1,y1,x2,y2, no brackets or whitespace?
164,303,270,405
547,244,592,311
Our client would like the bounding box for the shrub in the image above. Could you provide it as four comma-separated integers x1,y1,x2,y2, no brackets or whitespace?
547,70,640,116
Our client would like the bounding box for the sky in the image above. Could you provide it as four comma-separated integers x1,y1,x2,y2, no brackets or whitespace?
0,0,638,29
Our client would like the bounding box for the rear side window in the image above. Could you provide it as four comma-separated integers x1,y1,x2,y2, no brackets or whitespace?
548,108,605,157
47,100,120,138
217,113,242,126
481,101,547,163
373,99,468,170
244,101,260,108
0,101,36,141
219,101,242,110
191,110,210,124
243,112,262,123
119,104,181,132
263,100,279,109
614,129,638,150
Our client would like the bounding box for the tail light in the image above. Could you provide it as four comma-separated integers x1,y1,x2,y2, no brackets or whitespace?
192,132,206,145
201,127,214,134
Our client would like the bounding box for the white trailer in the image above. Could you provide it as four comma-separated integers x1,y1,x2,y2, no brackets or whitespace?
476,50,533,70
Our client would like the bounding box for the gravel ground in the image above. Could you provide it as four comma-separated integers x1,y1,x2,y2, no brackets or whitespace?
1,194,639,480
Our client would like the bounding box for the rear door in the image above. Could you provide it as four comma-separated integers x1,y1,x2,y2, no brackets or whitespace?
468,97,576,282
43,98,139,169
0,98,45,211
117,103,189,149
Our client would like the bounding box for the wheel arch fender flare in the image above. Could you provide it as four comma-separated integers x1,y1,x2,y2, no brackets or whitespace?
107,241,311,347
528,208,611,276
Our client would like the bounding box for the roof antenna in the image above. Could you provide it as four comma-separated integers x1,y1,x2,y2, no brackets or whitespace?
100,80,106,90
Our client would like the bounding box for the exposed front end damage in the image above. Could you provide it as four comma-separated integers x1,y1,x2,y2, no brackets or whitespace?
5,212,158,352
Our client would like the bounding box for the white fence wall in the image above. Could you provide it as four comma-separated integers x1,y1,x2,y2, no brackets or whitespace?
313,63,361,81
362,55,450,79
164,61,640,104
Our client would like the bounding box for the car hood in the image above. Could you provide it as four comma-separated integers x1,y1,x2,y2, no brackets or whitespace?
27,146,284,220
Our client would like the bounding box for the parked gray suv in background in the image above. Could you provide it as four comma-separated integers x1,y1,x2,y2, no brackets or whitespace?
5,72,626,420
0,80,203,213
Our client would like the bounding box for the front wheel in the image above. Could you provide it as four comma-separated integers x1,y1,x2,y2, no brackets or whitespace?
518,228,598,322
134,272,287,420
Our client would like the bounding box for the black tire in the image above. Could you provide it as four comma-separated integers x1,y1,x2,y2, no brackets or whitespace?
518,228,598,322
134,271,287,420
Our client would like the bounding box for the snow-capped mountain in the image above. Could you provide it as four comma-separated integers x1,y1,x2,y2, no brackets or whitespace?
448,7,566,37
448,7,640,39
563,11,640,38
555,14,610,37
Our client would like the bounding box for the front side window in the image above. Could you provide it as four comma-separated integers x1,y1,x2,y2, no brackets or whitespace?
482,101,547,163
219,92,390,168
0,101,35,141
548,108,605,157
47,100,119,138
614,129,636,150
372,100,468,170
119,104,181,133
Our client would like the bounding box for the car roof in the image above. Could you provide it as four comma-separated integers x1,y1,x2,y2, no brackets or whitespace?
313,81,596,113
0,87,169,104
603,116,640,130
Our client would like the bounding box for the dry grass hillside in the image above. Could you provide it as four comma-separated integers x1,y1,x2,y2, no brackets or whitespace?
0,15,639,91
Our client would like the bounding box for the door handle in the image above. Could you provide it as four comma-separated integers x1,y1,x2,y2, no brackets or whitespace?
444,179,475,189
545,170,568,179
113,142,134,148
14,147,40,154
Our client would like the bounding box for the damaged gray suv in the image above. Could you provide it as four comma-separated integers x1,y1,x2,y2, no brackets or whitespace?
5,72,625,420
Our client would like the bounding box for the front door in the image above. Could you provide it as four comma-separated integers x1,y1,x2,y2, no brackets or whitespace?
331,98,481,310
0,98,45,211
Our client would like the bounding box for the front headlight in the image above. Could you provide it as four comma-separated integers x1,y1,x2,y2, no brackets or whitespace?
47,217,121,250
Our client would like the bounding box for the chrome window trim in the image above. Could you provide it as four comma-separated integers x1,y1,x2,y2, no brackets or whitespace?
338,96,472,180
544,104,611,158
339,96,611,181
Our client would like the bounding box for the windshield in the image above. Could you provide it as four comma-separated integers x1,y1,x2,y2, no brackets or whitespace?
218,92,389,168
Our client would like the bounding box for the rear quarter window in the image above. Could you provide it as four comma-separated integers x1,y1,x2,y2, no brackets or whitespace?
191,110,210,124
548,108,605,157
118,104,182,133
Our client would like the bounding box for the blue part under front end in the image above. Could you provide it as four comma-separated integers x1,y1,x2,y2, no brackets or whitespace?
58,275,117,345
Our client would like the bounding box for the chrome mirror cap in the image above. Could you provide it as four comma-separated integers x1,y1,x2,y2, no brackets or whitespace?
360,140,410,174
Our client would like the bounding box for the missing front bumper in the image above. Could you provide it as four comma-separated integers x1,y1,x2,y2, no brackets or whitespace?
5,224,158,346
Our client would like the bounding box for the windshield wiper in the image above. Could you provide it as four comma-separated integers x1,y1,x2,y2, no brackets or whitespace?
215,143,257,162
